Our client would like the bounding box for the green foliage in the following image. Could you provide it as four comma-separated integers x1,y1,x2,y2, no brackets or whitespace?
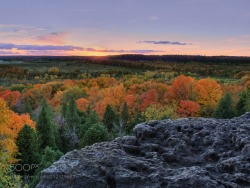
62,86,86,102
23,99,33,119
237,87,250,115
36,101,56,150
81,124,109,147
213,92,236,119
60,97,82,152
41,98,54,119
65,96,81,130
103,105,117,132
16,125,40,175
80,110,100,138
29,147,63,188
84,110,100,126
0,153,24,188
121,102,129,124
61,101,67,118
79,110,101,147
10,84,26,93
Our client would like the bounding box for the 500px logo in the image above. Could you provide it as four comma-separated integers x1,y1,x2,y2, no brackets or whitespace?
9,164,39,172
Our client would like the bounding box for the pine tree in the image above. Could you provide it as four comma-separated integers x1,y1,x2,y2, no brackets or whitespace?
81,124,109,147
79,110,100,139
237,87,250,116
103,104,117,132
60,97,82,151
61,100,67,118
212,92,236,119
23,99,33,119
16,125,40,175
29,147,63,188
36,101,56,150
65,96,81,130
121,102,129,125
41,98,54,119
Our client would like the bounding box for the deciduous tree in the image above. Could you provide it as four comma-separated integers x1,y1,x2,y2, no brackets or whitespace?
178,100,200,117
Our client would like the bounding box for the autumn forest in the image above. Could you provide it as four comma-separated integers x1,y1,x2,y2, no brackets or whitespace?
0,55,250,187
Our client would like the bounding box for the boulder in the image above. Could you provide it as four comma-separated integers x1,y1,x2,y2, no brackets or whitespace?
37,113,250,188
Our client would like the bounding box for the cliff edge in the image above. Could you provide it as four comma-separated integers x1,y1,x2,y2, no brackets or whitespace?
37,113,250,188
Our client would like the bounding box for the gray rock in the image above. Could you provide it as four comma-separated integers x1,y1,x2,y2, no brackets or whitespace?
37,113,250,188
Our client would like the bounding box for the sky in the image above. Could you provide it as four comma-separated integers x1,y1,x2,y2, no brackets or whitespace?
0,0,249,56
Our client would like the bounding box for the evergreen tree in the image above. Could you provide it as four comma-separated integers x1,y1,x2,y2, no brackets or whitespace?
60,97,82,151
81,124,109,147
79,110,100,139
41,98,54,119
121,102,129,125
16,125,40,175
65,96,81,130
29,147,63,188
42,99,60,149
23,99,33,119
103,104,117,132
61,100,67,118
78,105,91,124
237,87,250,115
212,92,236,119
36,102,56,150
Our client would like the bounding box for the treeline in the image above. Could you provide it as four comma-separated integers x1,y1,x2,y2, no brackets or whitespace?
1,54,250,64
1,55,250,81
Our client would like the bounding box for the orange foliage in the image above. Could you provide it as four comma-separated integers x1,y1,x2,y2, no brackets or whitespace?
86,77,117,88
178,100,200,117
50,90,64,109
76,98,89,112
194,78,222,115
93,84,126,117
23,84,43,108
0,90,21,108
0,99,35,162
139,89,159,111
165,75,196,101
7,113,35,136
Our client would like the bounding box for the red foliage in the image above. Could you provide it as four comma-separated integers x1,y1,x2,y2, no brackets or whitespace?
178,100,200,117
0,90,21,108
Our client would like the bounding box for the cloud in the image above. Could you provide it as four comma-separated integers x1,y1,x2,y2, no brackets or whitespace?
36,32,67,45
0,50,20,55
138,40,188,45
0,43,83,51
0,24,47,33
86,48,162,53
0,43,163,54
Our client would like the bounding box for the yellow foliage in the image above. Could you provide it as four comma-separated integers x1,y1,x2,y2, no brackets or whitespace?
143,104,177,122
0,99,35,163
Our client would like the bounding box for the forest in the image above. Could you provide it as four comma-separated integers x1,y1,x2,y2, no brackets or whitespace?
0,55,250,187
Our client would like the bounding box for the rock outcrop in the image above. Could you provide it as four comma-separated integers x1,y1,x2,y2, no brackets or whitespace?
37,113,250,188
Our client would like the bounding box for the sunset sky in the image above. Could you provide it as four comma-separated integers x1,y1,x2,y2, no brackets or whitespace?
0,0,249,56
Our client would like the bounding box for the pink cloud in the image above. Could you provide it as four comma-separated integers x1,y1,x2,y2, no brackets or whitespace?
36,32,67,45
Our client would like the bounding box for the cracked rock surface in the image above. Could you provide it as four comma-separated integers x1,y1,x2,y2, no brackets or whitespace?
37,113,250,188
